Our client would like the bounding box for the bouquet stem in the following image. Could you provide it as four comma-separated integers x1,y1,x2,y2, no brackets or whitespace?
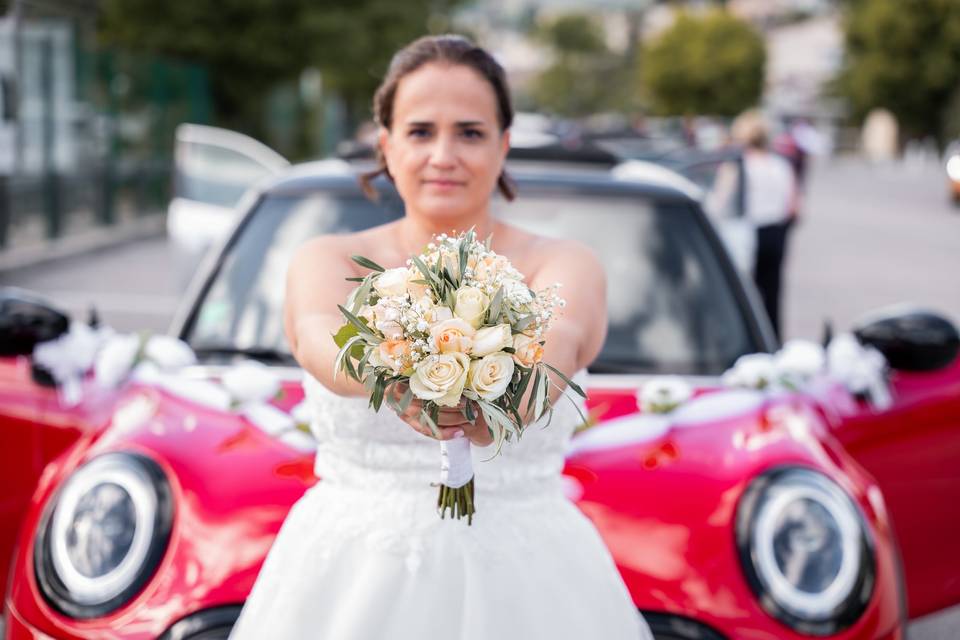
438,437,475,524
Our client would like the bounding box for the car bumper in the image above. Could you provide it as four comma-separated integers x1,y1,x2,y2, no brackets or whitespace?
4,604,54,640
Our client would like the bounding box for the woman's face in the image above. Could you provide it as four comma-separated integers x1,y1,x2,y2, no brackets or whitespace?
380,63,510,224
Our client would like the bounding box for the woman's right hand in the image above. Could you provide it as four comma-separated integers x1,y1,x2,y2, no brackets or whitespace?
389,384,493,446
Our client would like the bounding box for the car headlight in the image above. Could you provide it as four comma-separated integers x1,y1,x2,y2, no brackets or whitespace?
34,452,173,619
947,155,960,181
736,467,875,635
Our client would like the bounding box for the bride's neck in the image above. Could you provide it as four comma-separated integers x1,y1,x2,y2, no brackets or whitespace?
398,212,498,254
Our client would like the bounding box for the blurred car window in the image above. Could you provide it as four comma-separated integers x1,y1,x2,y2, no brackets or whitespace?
175,142,280,208
188,189,753,375
496,194,752,374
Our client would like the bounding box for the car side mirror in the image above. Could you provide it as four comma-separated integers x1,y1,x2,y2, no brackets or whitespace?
0,288,70,356
853,307,960,372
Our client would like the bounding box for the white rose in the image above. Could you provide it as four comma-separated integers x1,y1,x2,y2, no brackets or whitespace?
472,324,513,357
723,353,777,390
775,340,825,386
409,352,470,407
639,376,692,414
467,352,515,401
144,335,196,371
373,267,410,297
376,320,404,340
221,360,281,404
453,286,489,329
95,333,141,389
423,300,453,324
429,318,475,354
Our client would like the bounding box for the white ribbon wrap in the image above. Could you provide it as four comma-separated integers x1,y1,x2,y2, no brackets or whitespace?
439,437,473,488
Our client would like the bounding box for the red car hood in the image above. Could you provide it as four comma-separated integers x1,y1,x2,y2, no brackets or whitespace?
9,374,901,639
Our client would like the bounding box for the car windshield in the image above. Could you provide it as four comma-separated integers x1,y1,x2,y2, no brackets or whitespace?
185,186,756,375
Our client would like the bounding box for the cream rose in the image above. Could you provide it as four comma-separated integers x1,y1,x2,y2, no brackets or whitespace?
474,254,509,283
373,267,410,297
409,352,470,407
467,352,515,401
417,296,453,325
471,324,512,357
430,318,475,354
512,333,544,367
375,339,412,374
406,267,431,300
453,286,489,329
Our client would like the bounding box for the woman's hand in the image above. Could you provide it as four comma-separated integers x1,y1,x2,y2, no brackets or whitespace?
389,384,494,446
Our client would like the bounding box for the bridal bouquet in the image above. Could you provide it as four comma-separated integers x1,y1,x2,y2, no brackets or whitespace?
333,229,584,524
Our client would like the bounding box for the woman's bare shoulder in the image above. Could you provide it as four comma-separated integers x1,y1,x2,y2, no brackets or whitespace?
502,226,601,280
290,226,387,275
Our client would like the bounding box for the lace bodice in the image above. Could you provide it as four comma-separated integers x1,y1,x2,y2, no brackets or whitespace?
301,369,588,498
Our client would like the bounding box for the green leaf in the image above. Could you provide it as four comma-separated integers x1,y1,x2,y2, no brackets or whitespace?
487,286,504,323
513,314,535,332
513,366,534,411
371,373,387,412
399,385,414,413
332,322,358,349
333,335,363,380
534,366,548,421
337,305,381,344
458,240,468,282
526,366,542,420
542,362,586,398
420,407,441,438
412,255,440,290
463,399,477,422
350,275,374,315
345,276,366,282
351,255,385,272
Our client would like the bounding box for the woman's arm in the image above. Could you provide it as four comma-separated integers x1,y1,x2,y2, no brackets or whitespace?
283,236,367,397
523,239,608,408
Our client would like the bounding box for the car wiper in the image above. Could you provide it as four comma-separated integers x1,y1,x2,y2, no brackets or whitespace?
191,345,297,365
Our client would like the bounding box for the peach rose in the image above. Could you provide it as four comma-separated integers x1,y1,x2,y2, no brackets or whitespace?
512,333,544,367
429,318,475,354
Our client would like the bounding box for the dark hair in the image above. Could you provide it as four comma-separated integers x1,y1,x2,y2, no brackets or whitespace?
359,34,516,201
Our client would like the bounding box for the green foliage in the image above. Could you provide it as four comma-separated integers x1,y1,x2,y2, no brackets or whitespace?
97,0,466,146
836,0,960,142
531,13,629,117
642,10,766,117
534,13,607,55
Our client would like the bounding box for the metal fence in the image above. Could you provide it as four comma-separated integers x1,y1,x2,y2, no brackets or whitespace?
0,20,212,251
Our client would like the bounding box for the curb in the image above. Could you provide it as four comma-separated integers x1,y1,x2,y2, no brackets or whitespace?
0,215,166,276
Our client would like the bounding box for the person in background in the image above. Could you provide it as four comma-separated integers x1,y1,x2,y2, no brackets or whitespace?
729,110,798,339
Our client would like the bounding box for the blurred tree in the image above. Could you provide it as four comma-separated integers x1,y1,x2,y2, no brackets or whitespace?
837,0,960,145
97,0,465,156
642,10,765,117
531,13,630,117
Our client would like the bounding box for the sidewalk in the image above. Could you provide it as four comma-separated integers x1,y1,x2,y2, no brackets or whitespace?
0,214,166,275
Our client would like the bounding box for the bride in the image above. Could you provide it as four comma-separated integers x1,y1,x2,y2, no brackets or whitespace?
228,35,654,640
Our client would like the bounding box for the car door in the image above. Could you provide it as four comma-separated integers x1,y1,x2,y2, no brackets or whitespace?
167,124,289,288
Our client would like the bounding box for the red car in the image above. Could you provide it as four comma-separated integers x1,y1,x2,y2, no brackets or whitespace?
2,157,959,640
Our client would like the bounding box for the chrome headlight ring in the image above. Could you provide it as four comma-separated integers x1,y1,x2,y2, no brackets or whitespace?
736,466,876,636
34,452,173,619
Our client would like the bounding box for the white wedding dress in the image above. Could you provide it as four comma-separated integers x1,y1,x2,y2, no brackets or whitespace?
229,369,653,640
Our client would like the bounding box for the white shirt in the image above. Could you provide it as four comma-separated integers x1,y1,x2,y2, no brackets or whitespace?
706,150,797,227
742,151,796,226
